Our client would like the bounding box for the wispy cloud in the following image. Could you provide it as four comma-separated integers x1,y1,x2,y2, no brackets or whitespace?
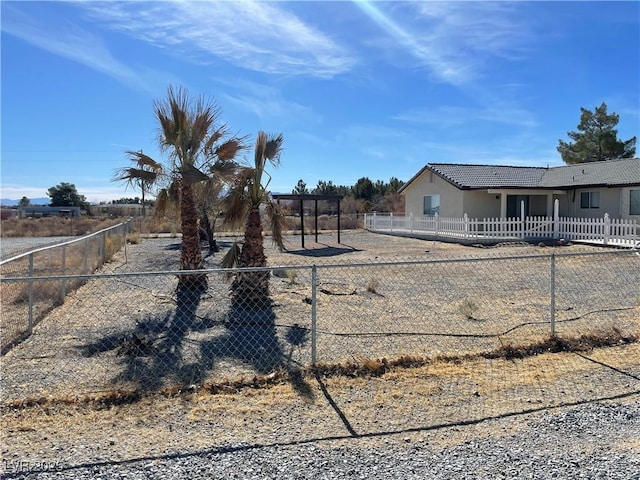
1,3,169,94
393,104,537,129
215,78,323,126
353,0,533,85
77,0,356,78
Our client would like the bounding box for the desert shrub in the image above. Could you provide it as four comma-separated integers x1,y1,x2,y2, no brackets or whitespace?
366,278,380,294
340,215,361,229
127,232,142,244
104,234,125,262
458,298,479,320
318,215,330,230
286,270,298,285
273,269,298,285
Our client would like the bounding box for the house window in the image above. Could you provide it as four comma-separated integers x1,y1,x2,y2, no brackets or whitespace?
580,191,600,209
630,189,640,215
423,194,440,216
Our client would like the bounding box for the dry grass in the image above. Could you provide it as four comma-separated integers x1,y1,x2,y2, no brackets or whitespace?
2,342,638,464
4,233,124,306
1,217,121,237
126,232,142,244
4,327,636,412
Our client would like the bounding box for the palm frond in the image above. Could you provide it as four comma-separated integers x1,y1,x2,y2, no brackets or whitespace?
210,159,241,181
265,200,288,252
189,108,215,155
221,180,250,229
254,131,268,170
167,86,189,134
203,126,227,156
193,177,225,211
215,138,245,161
264,133,284,167
113,167,158,185
153,188,170,217
179,163,210,185
156,86,231,174
124,151,164,173
156,114,177,149
221,241,242,270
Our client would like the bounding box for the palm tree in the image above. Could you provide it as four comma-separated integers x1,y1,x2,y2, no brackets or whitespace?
194,159,240,254
222,131,287,307
114,85,245,290
113,150,164,217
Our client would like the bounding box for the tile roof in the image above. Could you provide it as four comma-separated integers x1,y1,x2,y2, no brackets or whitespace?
402,158,640,191
427,163,547,189
538,157,640,187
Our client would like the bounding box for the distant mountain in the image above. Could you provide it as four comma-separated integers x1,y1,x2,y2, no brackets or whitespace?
0,198,50,207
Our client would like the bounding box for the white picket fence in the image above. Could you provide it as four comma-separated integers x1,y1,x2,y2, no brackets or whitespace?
365,212,639,248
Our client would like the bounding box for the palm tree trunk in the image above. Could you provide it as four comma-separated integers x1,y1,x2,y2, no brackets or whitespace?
232,207,268,306
241,208,266,267
199,209,218,254
179,182,206,290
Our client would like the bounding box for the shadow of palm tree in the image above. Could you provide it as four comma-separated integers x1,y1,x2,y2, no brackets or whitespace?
121,282,207,391
80,279,207,392
199,302,284,375
81,278,314,397
197,303,316,401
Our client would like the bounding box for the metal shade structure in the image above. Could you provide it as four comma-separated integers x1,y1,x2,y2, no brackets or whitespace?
271,194,344,248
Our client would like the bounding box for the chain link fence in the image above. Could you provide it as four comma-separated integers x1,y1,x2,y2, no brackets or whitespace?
0,220,132,354
1,236,638,404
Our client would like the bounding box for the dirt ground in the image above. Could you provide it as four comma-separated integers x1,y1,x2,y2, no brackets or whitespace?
2,231,638,404
1,230,639,473
2,342,639,469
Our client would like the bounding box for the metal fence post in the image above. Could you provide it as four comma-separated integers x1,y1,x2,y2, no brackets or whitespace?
100,232,105,266
28,253,34,335
83,239,89,274
60,245,67,303
550,253,556,337
124,227,128,264
311,264,317,366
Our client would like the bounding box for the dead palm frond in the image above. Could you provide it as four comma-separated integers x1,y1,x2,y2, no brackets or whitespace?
216,138,246,162
113,167,158,185
265,201,287,251
221,241,242,270
113,151,164,185
179,163,210,185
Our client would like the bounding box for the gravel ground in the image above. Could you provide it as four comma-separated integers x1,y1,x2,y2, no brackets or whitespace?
2,401,639,479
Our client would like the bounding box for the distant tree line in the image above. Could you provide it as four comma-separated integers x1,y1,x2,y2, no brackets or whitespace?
289,176,405,215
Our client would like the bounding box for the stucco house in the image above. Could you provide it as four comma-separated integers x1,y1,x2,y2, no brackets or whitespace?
400,158,640,221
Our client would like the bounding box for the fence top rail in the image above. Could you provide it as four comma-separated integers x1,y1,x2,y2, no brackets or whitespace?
0,219,131,266
1,249,635,283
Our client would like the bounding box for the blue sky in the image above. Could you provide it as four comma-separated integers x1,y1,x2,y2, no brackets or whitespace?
1,1,639,203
